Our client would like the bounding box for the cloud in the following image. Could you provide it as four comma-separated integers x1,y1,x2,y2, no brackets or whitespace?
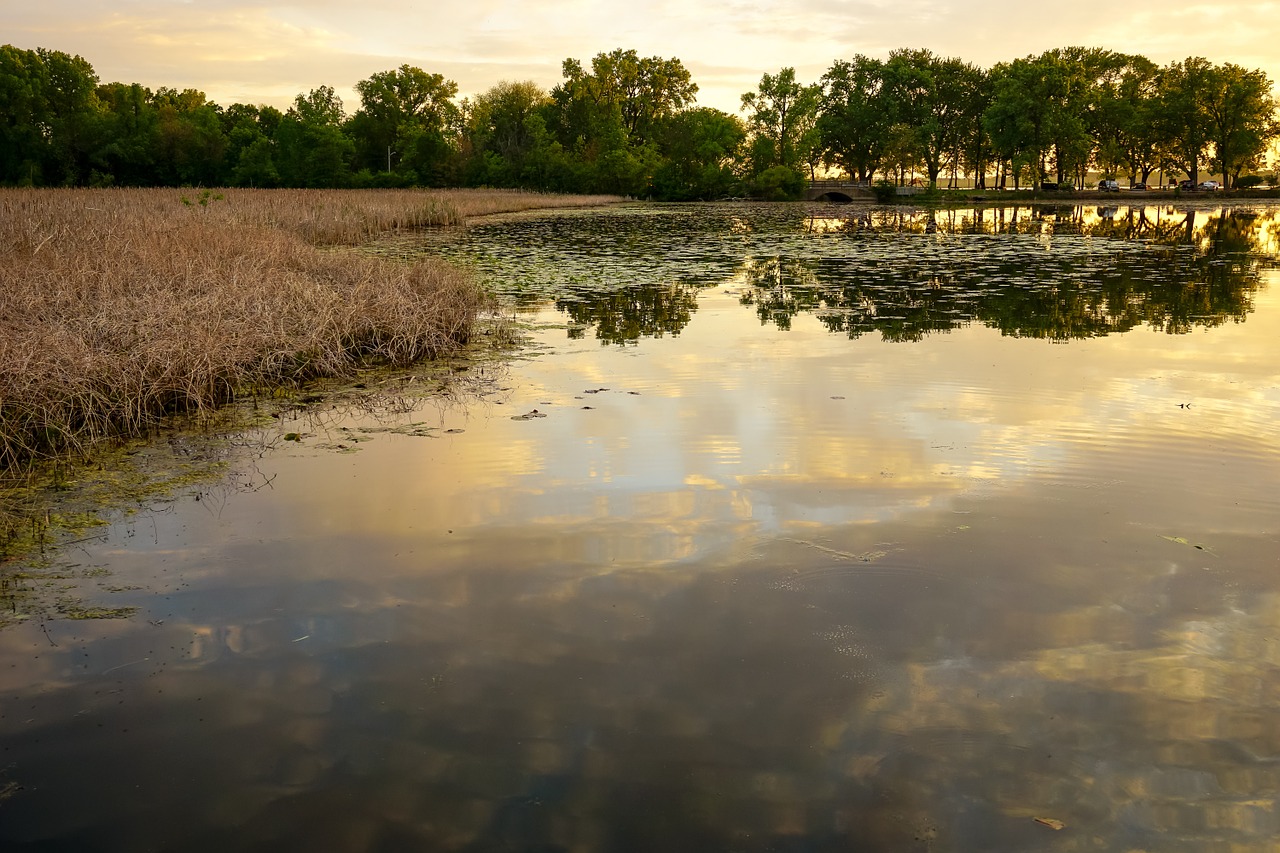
5,0,1277,112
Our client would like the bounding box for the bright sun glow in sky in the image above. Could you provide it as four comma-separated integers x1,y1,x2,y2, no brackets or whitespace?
9,0,1280,113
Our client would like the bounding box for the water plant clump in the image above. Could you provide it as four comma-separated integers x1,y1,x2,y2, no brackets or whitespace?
0,188,616,473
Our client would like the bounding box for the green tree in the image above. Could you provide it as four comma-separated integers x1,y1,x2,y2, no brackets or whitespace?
551,49,697,149
882,122,922,185
818,55,888,182
90,82,158,185
881,49,947,187
275,86,354,188
348,65,460,184
545,48,697,195
1046,47,1127,186
1202,63,1277,188
1103,56,1162,185
952,62,994,188
221,103,283,186
149,87,227,185
740,67,820,177
463,80,551,186
651,107,745,200
0,46,99,185
1156,57,1215,185
516,110,577,191
36,47,101,184
0,45,47,183
232,136,280,187
984,54,1066,189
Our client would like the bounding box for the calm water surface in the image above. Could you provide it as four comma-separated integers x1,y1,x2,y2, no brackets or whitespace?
2,202,1279,851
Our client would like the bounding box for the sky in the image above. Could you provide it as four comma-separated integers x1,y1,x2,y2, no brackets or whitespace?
7,0,1280,114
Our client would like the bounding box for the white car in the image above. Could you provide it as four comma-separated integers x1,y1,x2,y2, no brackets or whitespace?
1199,180,1221,190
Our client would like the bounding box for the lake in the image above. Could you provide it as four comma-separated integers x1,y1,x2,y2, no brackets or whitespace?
2,201,1279,851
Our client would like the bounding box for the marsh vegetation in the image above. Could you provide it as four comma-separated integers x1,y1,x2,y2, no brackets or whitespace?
0,187,618,556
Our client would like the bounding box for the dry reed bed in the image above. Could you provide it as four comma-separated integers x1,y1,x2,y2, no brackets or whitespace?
0,187,619,471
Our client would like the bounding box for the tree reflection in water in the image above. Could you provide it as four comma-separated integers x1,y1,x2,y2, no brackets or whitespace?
408,203,1276,348
557,283,701,345
744,207,1273,342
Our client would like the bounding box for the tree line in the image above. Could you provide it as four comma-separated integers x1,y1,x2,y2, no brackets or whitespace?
2,44,1277,197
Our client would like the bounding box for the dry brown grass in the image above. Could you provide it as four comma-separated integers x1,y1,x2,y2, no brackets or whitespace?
0,187,620,471
169,187,622,244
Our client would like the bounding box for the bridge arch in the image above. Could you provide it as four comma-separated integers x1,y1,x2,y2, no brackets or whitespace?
807,189,856,202
804,180,873,202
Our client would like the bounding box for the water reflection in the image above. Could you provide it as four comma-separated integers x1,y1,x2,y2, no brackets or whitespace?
3,203,1280,851
411,203,1278,345
557,282,700,345
750,207,1272,341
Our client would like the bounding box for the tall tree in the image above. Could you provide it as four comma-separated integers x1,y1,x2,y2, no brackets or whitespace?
740,67,820,175
1103,56,1162,185
0,45,46,183
1047,47,1126,185
881,49,940,186
36,47,101,185
349,65,459,183
1156,57,1215,185
818,55,888,182
551,49,696,149
651,107,745,200
275,86,354,188
149,87,226,186
1202,63,1277,188
984,54,1075,188
953,62,993,188
91,82,158,185
222,103,283,187
463,80,551,186
0,46,99,185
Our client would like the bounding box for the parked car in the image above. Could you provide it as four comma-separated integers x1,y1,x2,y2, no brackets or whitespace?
1199,180,1220,190
1179,180,1196,191
1130,182,1148,191
1097,179,1120,192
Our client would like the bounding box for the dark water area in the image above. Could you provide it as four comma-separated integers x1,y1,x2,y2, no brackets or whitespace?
2,202,1279,851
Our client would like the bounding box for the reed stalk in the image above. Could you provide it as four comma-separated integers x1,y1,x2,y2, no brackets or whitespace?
0,187,618,472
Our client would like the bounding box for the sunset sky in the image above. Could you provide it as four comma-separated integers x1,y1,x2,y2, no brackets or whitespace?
9,0,1280,114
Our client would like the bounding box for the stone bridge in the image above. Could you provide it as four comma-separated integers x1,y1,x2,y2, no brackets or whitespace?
804,179,875,201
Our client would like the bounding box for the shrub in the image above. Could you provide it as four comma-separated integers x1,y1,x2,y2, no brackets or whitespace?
872,180,897,204
752,166,807,201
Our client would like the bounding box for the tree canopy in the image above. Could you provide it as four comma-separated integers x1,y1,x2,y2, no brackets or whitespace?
0,43,1275,197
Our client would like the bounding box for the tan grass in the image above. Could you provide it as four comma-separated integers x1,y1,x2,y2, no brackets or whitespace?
180,186,622,244
0,187,620,472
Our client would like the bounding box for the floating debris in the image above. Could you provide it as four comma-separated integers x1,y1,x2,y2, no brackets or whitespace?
1161,535,1217,555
